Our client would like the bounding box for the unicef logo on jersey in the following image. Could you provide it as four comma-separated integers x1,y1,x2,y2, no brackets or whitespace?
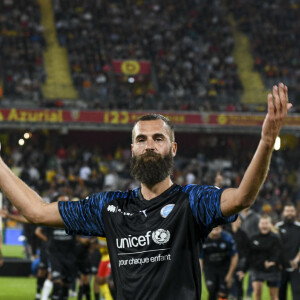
116,229,171,249
160,204,175,218
152,229,170,245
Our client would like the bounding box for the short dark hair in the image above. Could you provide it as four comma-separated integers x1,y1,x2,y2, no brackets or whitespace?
132,114,175,142
283,202,296,209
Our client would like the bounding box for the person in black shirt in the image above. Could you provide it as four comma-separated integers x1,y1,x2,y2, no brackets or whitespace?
46,194,77,300
227,216,250,300
239,207,260,298
0,207,49,300
275,203,300,300
0,83,292,299
200,226,238,300
248,214,281,300
75,236,98,300
35,226,50,300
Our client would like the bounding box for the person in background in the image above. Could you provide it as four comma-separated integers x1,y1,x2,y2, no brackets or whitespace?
200,226,238,300
240,208,260,240
227,216,250,300
275,203,300,300
248,214,281,300
75,236,97,300
34,226,49,300
0,207,47,300
239,207,260,299
94,237,114,300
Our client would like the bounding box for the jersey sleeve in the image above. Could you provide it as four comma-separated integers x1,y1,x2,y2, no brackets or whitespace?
187,184,237,234
58,192,110,237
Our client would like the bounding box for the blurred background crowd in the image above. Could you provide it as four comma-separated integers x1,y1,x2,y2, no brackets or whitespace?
0,0,299,112
1,130,300,223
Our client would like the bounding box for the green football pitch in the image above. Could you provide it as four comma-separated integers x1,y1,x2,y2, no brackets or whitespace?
0,245,293,299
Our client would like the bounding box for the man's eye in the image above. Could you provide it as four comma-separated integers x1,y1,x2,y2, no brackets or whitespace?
156,137,163,141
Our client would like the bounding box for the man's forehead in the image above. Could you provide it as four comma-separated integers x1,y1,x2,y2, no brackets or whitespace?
133,119,170,137
284,206,295,212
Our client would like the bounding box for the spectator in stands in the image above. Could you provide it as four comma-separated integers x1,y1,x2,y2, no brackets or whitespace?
0,0,45,102
52,0,243,110
225,0,300,109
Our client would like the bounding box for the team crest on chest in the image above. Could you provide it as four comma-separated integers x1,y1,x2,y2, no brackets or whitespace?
160,204,175,218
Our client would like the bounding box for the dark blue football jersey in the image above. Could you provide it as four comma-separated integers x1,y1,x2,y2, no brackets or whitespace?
200,230,237,270
58,184,236,300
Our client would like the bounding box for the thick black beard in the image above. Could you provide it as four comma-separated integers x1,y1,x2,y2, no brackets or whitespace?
130,150,174,187
284,216,295,224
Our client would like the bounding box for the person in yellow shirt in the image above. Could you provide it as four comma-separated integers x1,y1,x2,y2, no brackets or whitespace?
94,237,113,300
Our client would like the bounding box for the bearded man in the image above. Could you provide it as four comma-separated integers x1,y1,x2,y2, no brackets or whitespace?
0,83,292,299
276,203,300,300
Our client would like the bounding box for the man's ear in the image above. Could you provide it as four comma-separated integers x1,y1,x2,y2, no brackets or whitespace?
131,144,134,157
172,142,177,157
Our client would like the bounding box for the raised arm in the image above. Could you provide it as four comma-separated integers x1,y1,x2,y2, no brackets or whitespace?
221,83,292,216
0,149,64,227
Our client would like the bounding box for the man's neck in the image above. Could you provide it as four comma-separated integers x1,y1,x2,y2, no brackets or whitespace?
140,177,173,200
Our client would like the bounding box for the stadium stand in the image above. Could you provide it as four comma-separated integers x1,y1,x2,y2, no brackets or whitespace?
52,0,243,111
0,0,246,111
0,0,45,107
225,0,300,109
0,0,299,112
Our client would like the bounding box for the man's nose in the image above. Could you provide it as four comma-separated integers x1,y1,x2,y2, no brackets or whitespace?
145,139,155,150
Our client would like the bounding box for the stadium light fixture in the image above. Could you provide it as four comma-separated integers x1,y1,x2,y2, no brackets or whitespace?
274,136,281,151
128,77,135,83
18,139,25,146
24,132,32,139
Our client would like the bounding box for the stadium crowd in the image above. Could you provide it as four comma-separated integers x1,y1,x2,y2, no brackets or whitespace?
225,0,300,108
53,0,243,111
1,0,299,112
1,131,300,221
0,0,45,103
